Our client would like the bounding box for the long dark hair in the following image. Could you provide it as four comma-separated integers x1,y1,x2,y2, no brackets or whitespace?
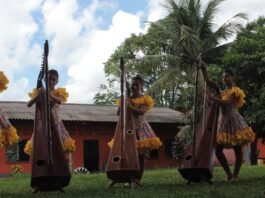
223,69,235,77
132,75,144,92
48,69,59,78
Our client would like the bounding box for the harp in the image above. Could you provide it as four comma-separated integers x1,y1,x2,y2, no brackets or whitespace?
106,57,141,187
178,58,220,184
30,40,71,192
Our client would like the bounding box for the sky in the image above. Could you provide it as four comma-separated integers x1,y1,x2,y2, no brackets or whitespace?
0,0,264,104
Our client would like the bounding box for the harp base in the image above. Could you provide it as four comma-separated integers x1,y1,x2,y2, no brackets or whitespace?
106,170,142,188
31,176,71,192
178,168,213,184
108,179,142,188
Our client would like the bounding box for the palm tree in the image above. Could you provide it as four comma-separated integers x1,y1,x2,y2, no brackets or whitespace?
165,0,246,59
140,0,247,109
99,0,246,109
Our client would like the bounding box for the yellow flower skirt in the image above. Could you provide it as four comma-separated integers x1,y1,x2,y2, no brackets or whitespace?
216,127,255,147
24,137,75,155
108,137,162,152
63,138,76,152
24,140,33,155
0,126,19,148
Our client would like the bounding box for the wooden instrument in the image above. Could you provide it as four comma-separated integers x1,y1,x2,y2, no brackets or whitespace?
178,59,219,184
30,40,71,191
106,57,141,187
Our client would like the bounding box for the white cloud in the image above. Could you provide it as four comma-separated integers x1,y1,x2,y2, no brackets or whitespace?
0,77,29,101
40,0,144,103
0,0,265,103
42,0,117,68
0,0,42,72
147,0,168,23
200,0,265,27
65,10,143,103
0,0,43,101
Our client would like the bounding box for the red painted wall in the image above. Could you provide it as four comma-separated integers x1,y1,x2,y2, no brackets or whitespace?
213,147,246,166
1,119,250,175
0,120,180,175
257,138,265,159
0,120,32,175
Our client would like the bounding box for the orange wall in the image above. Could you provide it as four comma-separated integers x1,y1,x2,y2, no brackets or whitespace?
44,121,116,171
257,138,265,159
2,120,32,174
213,147,246,166
0,121,180,175
1,119,251,175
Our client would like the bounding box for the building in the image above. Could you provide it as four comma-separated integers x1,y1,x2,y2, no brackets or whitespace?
257,138,265,164
0,101,184,175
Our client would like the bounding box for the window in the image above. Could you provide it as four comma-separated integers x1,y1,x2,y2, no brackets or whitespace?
6,140,30,162
165,139,175,158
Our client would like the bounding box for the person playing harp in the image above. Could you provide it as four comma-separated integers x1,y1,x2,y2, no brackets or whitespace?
24,69,75,157
108,75,162,182
202,64,255,182
24,41,74,192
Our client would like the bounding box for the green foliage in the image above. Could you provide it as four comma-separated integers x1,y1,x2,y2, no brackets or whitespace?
94,0,246,110
93,78,119,105
172,112,193,160
207,64,223,84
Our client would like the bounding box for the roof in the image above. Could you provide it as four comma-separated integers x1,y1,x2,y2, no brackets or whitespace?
0,101,185,124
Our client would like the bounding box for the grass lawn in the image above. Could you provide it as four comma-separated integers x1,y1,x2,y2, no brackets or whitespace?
0,165,265,198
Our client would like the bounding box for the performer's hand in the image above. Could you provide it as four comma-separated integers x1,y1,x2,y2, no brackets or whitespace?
206,90,214,101
127,99,133,108
37,87,45,96
49,93,62,105
49,93,55,104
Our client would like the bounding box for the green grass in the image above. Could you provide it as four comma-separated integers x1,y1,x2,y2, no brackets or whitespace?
0,166,265,198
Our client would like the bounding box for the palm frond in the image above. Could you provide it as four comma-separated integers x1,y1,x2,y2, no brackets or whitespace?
179,25,203,59
210,12,247,43
187,0,201,29
199,0,226,39
135,55,164,70
146,67,181,94
202,42,232,63
165,0,192,27
150,20,179,39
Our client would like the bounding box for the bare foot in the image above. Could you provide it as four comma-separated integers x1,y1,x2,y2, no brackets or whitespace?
231,176,238,182
32,188,39,193
226,174,233,182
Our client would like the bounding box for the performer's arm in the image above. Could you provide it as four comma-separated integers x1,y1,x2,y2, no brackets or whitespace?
207,91,237,106
128,100,148,114
50,93,62,105
116,106,120,116
27,88,44,107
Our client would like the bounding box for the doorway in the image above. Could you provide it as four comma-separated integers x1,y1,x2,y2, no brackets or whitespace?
83,140,99,172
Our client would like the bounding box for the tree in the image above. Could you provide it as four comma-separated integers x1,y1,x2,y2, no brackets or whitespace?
150,0,246,81
142,0,246,109
93,78,119,105
93,0,246,109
